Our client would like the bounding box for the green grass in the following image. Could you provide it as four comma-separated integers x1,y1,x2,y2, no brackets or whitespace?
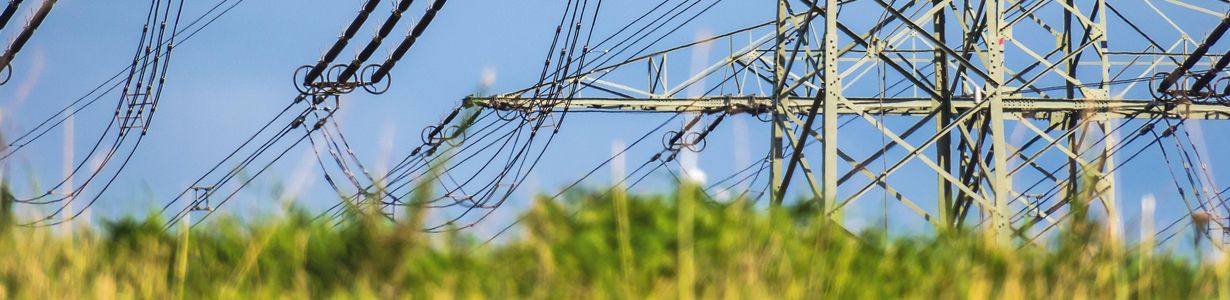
0,183,1225,299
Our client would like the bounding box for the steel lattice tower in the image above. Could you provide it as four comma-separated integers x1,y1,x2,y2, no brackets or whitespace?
465,0,1230,245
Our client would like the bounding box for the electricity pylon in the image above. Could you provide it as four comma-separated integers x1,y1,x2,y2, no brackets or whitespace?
466,0,1230,244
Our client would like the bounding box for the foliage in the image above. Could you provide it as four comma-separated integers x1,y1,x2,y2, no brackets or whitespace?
0,183,1225,299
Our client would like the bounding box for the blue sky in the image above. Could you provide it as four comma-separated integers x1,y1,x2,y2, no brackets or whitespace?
2,0,1229,248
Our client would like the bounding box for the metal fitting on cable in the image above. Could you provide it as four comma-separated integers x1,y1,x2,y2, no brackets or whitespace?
291,116,306,129
1138,123,1154,137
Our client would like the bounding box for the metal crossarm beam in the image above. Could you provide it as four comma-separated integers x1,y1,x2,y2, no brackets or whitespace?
464,96,1230,120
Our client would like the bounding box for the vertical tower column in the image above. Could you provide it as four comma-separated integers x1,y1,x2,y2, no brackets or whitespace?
1095,0,1120,239
1062,0,1081,204
987,0,1011,243
822,0,841,219
932,0,953,230
769,0,788,207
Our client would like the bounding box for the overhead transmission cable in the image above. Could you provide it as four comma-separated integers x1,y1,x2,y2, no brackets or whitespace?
164,0,451,229
20,0,192,227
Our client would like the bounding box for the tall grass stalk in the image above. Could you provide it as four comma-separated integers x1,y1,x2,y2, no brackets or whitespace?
0,182,1225,298
677,182,695,300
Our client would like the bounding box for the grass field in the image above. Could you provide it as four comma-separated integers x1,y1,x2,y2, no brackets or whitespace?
0,183,1226,299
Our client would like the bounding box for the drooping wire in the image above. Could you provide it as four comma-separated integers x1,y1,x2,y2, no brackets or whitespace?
18,0,199,226
165,0,453,228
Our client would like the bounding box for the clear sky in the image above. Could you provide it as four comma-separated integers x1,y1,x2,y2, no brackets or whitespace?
1,0,1228,247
